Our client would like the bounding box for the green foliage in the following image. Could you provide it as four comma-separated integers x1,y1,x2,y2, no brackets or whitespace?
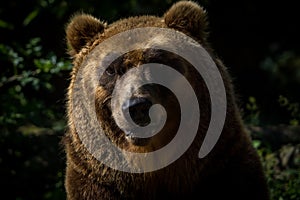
260,50,300,89
255,144,300,200
0,35,71,199
278,95,300,125
244,96,261,126
0,38,71,126
247,95,300,200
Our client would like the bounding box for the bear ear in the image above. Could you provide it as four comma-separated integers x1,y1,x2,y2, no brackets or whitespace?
66,13,106,55
164,1,209,41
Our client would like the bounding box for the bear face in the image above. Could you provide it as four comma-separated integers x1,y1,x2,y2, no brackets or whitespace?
67,2,213,152
66,1,213,155
64,1,269,199
95,49,188,153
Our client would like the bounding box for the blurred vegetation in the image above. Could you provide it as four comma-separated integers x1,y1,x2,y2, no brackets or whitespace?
0,0,299,199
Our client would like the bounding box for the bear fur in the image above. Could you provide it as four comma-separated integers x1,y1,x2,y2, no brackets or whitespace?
63,1,270,199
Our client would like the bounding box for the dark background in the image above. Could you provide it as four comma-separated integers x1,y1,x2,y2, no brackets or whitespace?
1,0,299,199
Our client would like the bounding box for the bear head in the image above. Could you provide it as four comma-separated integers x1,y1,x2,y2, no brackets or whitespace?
65,1,218,155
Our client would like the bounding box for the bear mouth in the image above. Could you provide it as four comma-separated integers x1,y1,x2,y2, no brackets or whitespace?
124,133,151,146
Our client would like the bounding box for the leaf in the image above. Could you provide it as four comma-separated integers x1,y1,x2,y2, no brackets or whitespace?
23,9,40,26
252,140,261,149
0,19,14,30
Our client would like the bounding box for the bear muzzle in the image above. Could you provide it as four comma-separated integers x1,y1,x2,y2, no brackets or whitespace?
122,97,153,146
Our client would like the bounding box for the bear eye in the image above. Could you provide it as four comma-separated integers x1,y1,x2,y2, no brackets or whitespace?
105,66,116,76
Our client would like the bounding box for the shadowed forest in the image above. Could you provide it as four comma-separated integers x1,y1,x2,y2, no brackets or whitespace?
1,0,299,199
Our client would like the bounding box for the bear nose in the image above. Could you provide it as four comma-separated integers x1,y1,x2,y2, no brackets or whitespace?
122,97,152,127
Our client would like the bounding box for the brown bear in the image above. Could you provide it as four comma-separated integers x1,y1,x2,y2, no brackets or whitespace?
63,1,270,199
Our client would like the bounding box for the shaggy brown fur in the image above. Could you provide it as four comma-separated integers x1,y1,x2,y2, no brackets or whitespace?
63,1,270,199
